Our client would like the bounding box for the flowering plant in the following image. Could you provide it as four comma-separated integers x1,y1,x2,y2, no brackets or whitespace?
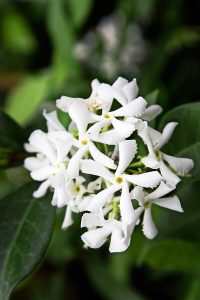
24,77,194,253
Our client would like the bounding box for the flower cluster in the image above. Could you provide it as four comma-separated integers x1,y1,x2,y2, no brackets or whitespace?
24,77,194,253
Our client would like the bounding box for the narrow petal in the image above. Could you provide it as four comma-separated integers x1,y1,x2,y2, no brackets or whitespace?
56,96,83,112
89,142,116,170
29,130,56,164
31,165,55,181
125,171,162,188
149,127,162,146
68,101,89,138
56,186,68,208
112,89,127,106
141,155,159,169
109,228,130,253
143,208,158,239
81,212,102,228
62,206,73,229
137,122,155,156
120,181,134,224
111,118,135,138
80,159,114,183
146,181,175,201
130,186,145,202
24,156,47,171
155,122,178,150
154,195,183,212
112,97,147,117
87,184,121,212
33,179,51,198
112,77,128,89
162,153,194,176
43,110,65,131
90,78,100,97
122,78,139,102
142,105,163,121
97,83,114,111
67,147,87,179
95,129,125,145
87,121,105,139
81,227,111,248
116,140,137,175
48,131,73,161
159,160,181,187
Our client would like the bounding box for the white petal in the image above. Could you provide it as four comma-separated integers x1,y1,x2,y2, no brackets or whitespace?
162,153,194,176
146,181,175,201
43,110,65,131
130,186,145,202
56,186,68,207
143,208,158,239
111,118,135,138
87,184,121,212
153,195,183,212
89,142,116,170
149,127,162,146
62,206,73,229
24,142,38,153
112,77,128,89
116,140,137,175
112,97,147,117
109,227,130,253
137,122,155,156
141,155,159,169
155,122,178,150
95,129,125,145
48,131,73,161
97,83,114,111
81,227,111,248
120,181,134,224
90,78,100,97
112,89,127,106
29,130,56,164
122,79,139,102
33,179,51,198
24,156,47,171
159,160,181,187
67,147,87,179
56,96,83,112
87,121,105,139
87,177,102,193
125,171,162,188
81,212,102,228
68,101,89,138
31,165,55,181
80,159,114,183
142,105,163,121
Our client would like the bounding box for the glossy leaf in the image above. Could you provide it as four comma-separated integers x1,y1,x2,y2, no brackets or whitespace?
0,110,25,151
0,183,54,300
5,74,50,125
143,239,200,274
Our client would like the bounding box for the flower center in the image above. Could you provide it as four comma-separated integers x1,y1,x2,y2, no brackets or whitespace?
103,113,111,119
81,139,89,145
115,176,123,184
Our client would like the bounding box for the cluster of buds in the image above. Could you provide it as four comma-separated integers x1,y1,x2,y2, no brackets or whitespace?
24,77,194,253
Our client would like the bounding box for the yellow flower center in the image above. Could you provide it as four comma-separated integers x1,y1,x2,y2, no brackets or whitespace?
81,139,88,145
103,113,111,119
115,176,123,184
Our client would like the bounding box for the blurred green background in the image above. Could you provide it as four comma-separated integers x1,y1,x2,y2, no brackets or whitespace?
0,0,200,299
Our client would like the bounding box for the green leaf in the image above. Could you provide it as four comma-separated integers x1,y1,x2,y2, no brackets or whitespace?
2,11,37,55
47,0,76,68
145,89,160,105
0,110,25,151
5,74,50,125
143,239,200,274
0,183,54,300
68,0,93,28
159,102,200,154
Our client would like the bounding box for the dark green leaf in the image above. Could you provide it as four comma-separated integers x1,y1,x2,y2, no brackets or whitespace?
68,0,93,28
0,183,54,300
143,239,200,274
0,110,25,151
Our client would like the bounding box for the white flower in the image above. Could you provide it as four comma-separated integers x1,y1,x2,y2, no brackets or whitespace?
131,181,183,239
24,130,74,207
80,140,162,215
138,122,194,187
81,208,143,253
